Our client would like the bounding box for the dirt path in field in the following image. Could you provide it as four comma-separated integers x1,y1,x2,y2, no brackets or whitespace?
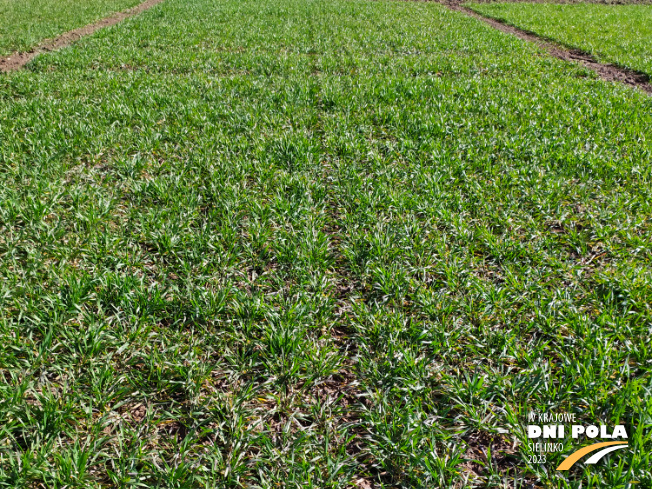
445,3,652,94
0,0,165,73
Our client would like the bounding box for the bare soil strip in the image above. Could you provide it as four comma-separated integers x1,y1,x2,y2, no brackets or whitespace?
446,3,652,94
0,0,165,73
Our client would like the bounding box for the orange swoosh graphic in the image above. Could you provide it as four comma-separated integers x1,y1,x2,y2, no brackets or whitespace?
557,441,628,471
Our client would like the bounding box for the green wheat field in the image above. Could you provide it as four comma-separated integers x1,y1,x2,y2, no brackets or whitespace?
0,0,651,487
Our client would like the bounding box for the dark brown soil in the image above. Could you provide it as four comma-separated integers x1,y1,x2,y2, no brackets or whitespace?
446,3,652,94
0,0,165,73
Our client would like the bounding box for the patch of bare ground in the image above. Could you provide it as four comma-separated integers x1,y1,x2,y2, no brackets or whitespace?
443,2,652,94
458,430,545,487
0,0,165,73
461,430,518,474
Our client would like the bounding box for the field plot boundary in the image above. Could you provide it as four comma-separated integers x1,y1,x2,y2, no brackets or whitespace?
0,0,165,73
447,3,652,93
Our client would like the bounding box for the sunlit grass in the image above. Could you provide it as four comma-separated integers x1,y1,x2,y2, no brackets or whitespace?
0,0,651,487
0,0,142,55
468,2,652,77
